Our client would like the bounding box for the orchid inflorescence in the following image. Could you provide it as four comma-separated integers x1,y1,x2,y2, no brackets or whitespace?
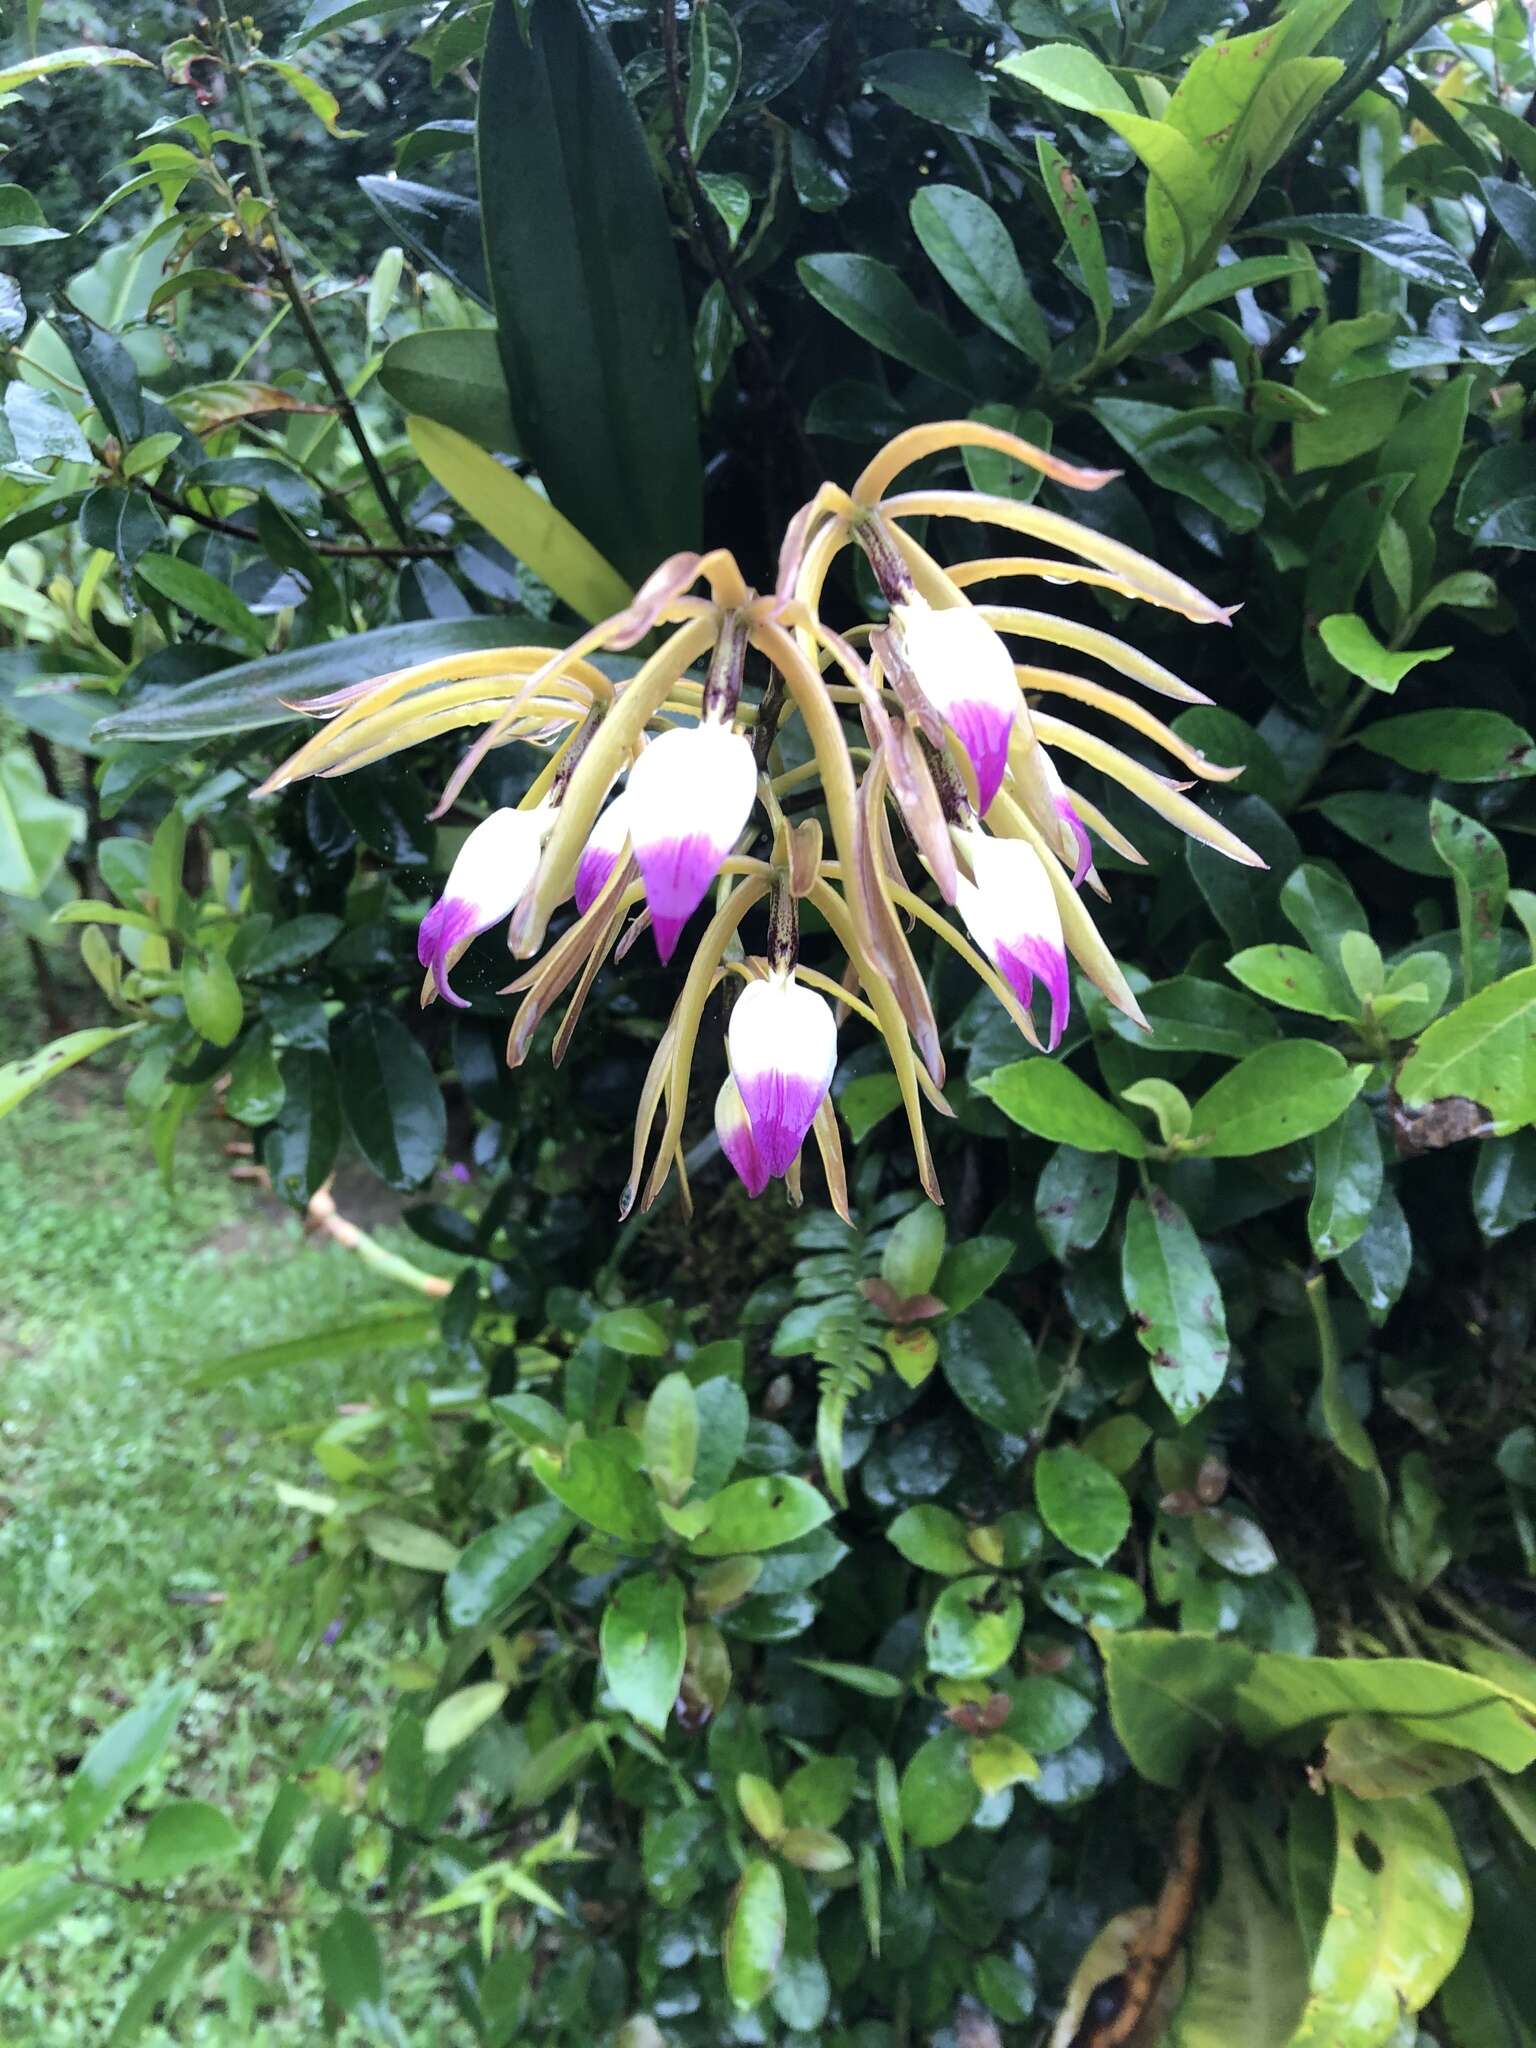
260,420,1260,1217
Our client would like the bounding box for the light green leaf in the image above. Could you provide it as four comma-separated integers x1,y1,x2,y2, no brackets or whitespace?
1037,137,1111,345
1318,614,1451,695
378,328,519,454
359,1513,459,1574
899,1729,979,1847
642,1372,699,1506
888,1505,976,1577
976,1060,1149,1157
1188,1043,1368,1157
122,1801,240,1885
254,56,360,138
423,1682,509,1754
999,43,1135,116
0,46,148,91
1288,1788,1471,2045
925,1575,1023,1679
182,948,243,1049
724,1860,786,2011
691,1476,832,1556
528,1438,664,1545
63,1678,193,1850
0,746,82,897
1397,968,1536,1136
1035,1446,1130,1566
406,417,631,624
600,1572,686,1735
1168,1807,1307,2048
106,1912,235,2046
590,1305,669,1356
1121,1188,1231,1420
1431,799,1508,998
1226,945,1356,1022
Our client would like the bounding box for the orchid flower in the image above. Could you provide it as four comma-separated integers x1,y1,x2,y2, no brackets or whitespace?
260,418,1263,1216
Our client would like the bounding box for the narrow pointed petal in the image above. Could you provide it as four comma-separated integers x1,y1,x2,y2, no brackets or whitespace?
417,804,547,1007
574,790,630,915
626,722,758,962
957,831,1071,1050
716,1075,770,1198
728,975,838,1180
893,597,1019,812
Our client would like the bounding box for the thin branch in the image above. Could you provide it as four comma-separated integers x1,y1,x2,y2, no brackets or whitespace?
143,481,454,559
1284,0,1462,170
209,0,415,547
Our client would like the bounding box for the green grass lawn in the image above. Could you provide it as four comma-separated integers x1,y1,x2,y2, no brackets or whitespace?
0,936,462,2041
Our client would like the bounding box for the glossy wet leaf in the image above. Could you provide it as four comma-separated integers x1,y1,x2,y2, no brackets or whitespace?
337,1011,446,1190
910,185,1047,364
1308,1097,1383,1261
443,1502,572,1630
899,1729,979,1847
1035,1145,1118,1261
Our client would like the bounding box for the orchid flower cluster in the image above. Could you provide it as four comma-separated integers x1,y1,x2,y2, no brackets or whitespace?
260,420,1260,1216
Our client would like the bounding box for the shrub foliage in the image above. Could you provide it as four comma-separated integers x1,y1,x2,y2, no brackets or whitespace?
3,0,1536,2041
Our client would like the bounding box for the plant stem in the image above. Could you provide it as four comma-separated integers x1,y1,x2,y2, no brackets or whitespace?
210,1,414,547
1286,0,1463,167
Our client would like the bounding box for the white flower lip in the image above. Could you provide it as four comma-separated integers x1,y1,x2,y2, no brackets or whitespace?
418,804,548,1008
956,829,1070,1049
625,721,759,962
727,973,838,1181
894,596,1020,813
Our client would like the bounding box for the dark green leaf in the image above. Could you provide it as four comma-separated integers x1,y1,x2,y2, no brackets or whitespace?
356,175,488,307
796,254,970,391
443,1501,572,1630
378,328,519,454
317,1905,384,2014
479,0,700,582
263,1048,340,1209
866,48,989,136
910,185,1047,364
685,0,740,158
940,1300,1041,1435
1308,1097,1383,1261
94,615,566,741
1455,444,1536,551
106,1913,235,2046
1249,214,1479,297
123,1801,239,1884
1035,1145,1118,1261
337,1011,445,1191
1357,709,1535,784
